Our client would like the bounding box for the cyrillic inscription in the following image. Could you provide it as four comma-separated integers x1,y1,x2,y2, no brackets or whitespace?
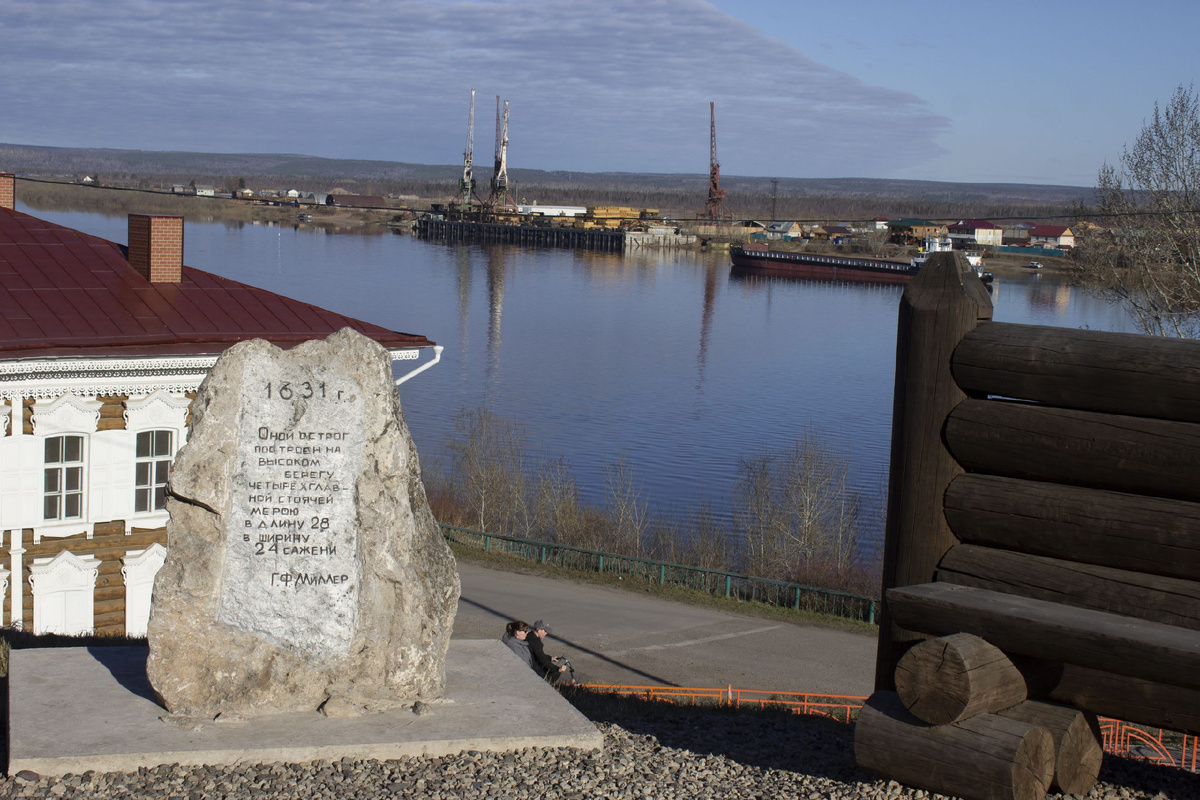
216,368,364,657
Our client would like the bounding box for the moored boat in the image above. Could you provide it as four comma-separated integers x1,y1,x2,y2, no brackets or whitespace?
729,243,919,284
730,243,993,288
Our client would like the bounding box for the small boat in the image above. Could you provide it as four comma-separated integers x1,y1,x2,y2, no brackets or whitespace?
910,236,984,268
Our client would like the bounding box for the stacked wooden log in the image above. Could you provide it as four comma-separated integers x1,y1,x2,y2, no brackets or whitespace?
858,253,1200,800
856,634,1103,800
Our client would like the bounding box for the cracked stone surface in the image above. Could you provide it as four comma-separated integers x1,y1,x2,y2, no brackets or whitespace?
147,328,459,719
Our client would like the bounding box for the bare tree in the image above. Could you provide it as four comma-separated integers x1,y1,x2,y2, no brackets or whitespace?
1074,83,1200,338
531,456,585,544
604,453,648,557
733,452,784,576
733,430,864,584
446,407,530,536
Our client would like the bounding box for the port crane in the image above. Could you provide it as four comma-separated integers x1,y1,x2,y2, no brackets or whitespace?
487,96,514,211
458,89,476,212
705,101,730,220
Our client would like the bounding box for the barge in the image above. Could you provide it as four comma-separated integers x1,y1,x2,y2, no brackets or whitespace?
730,243,993,288
729,244,919,284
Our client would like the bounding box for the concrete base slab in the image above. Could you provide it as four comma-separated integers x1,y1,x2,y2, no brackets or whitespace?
8,640,602,776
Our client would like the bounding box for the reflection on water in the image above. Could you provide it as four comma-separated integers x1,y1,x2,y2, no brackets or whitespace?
19,204,1140,554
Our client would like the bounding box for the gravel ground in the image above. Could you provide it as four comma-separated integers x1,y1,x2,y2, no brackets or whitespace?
0,698,1194,799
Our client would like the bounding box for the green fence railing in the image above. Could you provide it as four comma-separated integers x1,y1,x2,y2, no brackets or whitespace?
440,524,878,624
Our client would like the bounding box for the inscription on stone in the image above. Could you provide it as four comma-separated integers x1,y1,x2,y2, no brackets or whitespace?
148,330,459,719
216,372,364,657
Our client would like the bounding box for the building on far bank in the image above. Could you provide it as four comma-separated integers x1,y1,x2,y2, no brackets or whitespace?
0,173,436,637
888,218,947,246
1029,224,1075,249
947,219,1003,248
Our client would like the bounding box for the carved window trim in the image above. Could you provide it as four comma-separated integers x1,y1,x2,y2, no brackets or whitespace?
29,551,101,636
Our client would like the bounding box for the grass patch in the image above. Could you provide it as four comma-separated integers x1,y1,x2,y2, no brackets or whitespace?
450,542,877,635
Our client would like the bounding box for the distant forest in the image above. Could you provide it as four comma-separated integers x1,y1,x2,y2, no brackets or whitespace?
0,142,1091,222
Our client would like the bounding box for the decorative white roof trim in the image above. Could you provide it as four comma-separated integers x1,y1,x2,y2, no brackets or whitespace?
32,394,103,436
125,390,191,432
0,348,423,401
0,354,217,401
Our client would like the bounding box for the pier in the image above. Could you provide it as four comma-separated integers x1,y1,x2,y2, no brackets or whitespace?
417,219,625,252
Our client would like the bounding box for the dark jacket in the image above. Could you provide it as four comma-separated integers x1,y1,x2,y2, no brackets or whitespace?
528,632,556,678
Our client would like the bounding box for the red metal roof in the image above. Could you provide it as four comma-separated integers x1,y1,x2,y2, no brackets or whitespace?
0,208,433,359
1029,224,1071,237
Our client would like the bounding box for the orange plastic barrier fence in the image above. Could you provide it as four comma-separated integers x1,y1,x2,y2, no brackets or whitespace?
578,683,868,725
1100,719,1199,773
576,684,1199,772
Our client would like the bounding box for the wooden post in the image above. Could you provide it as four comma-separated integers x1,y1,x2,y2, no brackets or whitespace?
855,691,1053,800
895,633,1027,724
875,252,993,689
997,700,1103,796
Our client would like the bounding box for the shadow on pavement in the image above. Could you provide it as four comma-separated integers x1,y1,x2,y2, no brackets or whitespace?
458,595,679,686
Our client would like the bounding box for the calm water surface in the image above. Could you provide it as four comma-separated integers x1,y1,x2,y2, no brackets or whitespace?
24,206,1139,553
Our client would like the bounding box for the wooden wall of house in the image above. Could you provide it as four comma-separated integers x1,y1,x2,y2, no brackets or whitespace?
20,523,168,636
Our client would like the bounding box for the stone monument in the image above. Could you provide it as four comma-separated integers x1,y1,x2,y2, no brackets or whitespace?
147,328,459,719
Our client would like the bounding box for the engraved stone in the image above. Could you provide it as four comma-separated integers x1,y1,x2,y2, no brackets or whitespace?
147,329,459,718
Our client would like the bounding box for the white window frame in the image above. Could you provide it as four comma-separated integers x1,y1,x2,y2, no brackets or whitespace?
122,543,166,637
124,391,190,530
134,429,174,514
29,551,101,635
31,395,101,542
43,433,86,522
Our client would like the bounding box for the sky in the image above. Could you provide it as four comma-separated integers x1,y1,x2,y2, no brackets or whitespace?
2,0,1197,186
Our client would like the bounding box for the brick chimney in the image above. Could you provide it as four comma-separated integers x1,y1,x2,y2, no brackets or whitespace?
127,214,183,283
0,173,14,210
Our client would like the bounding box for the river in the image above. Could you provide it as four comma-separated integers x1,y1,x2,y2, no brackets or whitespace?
22,206,1139,556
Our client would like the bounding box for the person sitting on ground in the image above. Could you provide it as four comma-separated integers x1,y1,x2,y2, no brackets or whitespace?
529,619,573,685
500,620,533,669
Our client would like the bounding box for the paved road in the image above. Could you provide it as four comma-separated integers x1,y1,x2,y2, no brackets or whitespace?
452,561,877,697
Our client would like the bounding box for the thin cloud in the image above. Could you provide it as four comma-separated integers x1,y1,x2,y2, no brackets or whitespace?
1,0,948,178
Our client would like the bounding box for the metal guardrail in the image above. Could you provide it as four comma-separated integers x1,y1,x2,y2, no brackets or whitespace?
440,524,878,624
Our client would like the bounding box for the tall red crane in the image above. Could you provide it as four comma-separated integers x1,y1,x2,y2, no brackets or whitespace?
705,101,729,220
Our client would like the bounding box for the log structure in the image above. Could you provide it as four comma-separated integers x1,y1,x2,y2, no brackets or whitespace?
952,321,1200,423
861,255,1200,797
937,544,1200,630
875,251,992,689
895,633,1026,725
944,475,1200,582
997,701,1103,796
855,691,1053,800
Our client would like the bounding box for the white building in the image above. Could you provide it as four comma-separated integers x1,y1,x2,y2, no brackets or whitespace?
0,174,435,636
515,204,588,217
